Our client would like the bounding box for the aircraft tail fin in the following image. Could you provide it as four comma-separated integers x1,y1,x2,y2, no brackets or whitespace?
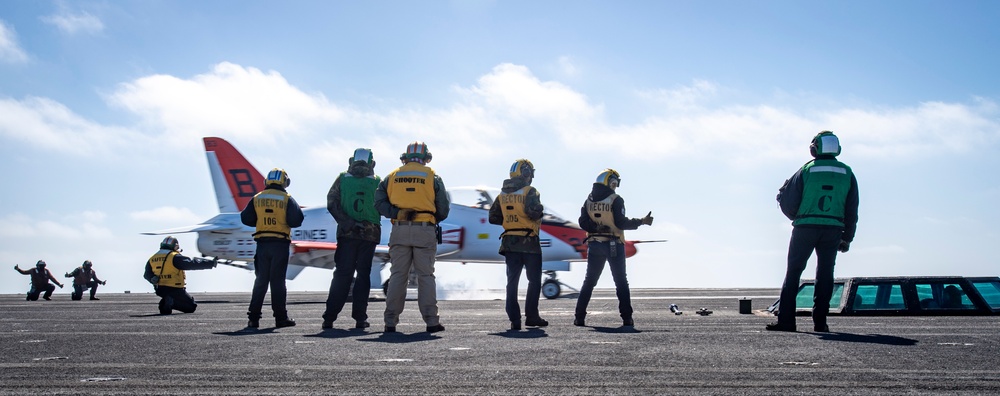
203,137,265,213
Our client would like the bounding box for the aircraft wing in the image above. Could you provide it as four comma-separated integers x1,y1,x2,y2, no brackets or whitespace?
141,214,246,235
288,241,390,271
141,223,240,235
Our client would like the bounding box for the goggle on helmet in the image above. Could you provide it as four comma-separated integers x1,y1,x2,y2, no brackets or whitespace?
400,141,432,163
810,131,842,157
160,236,180,251
509,159,535,178
349,148,375,167
266,168,291,188
596,168,621,188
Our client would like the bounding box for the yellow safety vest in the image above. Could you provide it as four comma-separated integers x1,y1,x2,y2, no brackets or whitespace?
149,250,185,288
586,193,625,242
500,186,540,237
252,188,291,239
386,162,437,223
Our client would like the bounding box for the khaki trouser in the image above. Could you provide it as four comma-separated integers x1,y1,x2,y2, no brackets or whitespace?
384,224,440,327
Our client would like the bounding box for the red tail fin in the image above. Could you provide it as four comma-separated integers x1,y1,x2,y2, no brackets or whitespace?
204,137,265,213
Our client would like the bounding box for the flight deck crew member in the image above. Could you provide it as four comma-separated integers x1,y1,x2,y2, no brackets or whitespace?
65,260,106,300
144,236,216,314
15,260,64,301
768,131,858,333
574,169,653,327
488,159,549,330
375,141,450,333
322,148,382,330
241,168,305,329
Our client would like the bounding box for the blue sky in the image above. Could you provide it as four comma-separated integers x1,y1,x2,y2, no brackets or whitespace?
2,1,999,296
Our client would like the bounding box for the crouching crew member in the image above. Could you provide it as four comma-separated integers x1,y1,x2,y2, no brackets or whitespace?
144,236,216,314
574,169,653,328
241,168,305,329
15,260,64,301
65,260,106,300
488,159,549,330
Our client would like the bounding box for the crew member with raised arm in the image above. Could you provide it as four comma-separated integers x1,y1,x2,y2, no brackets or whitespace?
574,169,654,328
144,236,216,314
15,260,63,301
65,260,106,300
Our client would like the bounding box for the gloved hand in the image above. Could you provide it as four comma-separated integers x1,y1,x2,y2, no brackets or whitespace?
58,284,64,289
641,211,654,226
65,272,72,277
14,264,19,270
100,281,107,285
838,240,851,253
149,276,160,285
211,257,219,268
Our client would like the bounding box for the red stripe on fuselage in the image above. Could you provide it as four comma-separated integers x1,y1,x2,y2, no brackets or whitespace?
540,220,638,259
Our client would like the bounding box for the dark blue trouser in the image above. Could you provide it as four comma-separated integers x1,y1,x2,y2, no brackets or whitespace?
156,286,197,314
72,281,99,300
248,240,291,320
777,226,842,327
323,238,377,323
505,251,543,323
27,283,56,301
575,240,633,321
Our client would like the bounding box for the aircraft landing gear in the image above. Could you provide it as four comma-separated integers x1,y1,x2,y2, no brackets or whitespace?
541,270,577,299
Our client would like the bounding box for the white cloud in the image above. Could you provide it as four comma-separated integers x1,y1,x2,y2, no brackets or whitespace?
41,10,104,35
129,206,203,224
108,62,347,144
0,20,29,63
5,61,998,167
0,213,113,239
0,96,142,157
557,56,578,78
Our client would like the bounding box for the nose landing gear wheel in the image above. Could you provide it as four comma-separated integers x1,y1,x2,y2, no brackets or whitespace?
542,280,561,299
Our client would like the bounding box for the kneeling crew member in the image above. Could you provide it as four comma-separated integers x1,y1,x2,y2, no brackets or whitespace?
15,260,63,301
144,236,216,314
65,260,106,300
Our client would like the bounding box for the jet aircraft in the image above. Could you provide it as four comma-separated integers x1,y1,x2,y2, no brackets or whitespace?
144,137,659,298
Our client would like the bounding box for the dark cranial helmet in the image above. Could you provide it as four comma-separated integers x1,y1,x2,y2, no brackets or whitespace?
82,260,93,268
36,260,46,268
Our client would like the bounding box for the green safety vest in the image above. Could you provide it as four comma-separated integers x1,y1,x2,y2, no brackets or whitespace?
793,159,853,227
339,173,381,223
